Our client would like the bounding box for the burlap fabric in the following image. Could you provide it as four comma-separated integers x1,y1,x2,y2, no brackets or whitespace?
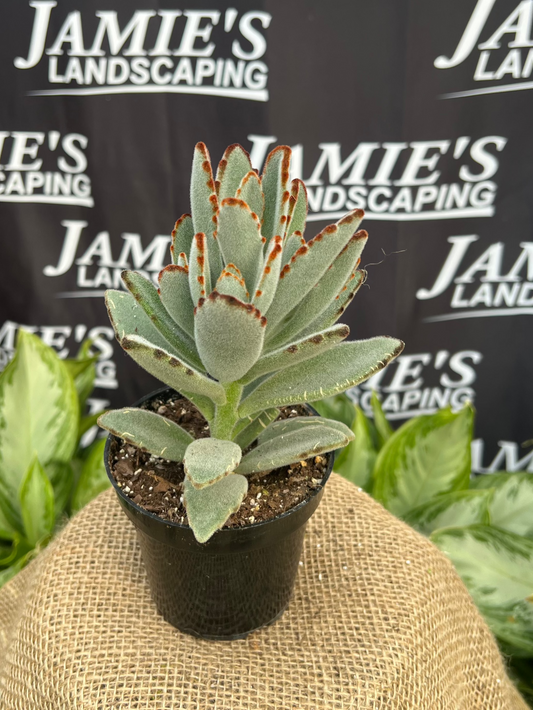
0,474,526,710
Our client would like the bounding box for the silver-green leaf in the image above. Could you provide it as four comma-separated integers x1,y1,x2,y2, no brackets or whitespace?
236,170,264,221
216,144,252,201
216,197,263,292
171,214,194,264
232,409,280,449
184,438,242,489
158,264,195,339
261,145,291,245
183,474,248,543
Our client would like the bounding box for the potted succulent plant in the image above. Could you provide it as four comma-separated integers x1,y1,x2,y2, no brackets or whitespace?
99,142,403,639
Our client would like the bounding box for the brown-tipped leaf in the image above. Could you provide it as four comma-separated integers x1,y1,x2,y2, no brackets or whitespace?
216,197,263,292
261,145,291,245
236,170,264,221
252,235,282,314
171,214,194,264
158,264,195,339
189,232,211,306
284,179,308,242
216,144,252,201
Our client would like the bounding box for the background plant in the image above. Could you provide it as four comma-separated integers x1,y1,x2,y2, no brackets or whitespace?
0,330,110,588
98,142,404,542
314,393,533,706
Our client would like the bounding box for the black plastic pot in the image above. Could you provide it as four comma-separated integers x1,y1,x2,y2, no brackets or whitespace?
104,387,334,640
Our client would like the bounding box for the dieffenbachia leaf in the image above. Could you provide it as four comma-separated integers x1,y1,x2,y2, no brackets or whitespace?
236,170,264,221
0,499,18,541
71,437,110,514
184,438,242,489
285,179,308,242
236,420,352,475
0,330,78,531
216,144,253,201
370,390,394,448
261,145,291,245
372,406,473,517
216,265,249,301
216,197,263,292
404,490,491,536
98,408,193,462
64,354,96,412
334,406,377,491
183,474,248,543
239,337,404,418
190,142,222,280
282,232,305,267
240,324,350,385
265,209,365,333
19,457,55,547
189,232,211,307
299,269,366,338
120,334,226,405
45,461,74,518
476,601,533,656
170,214,194,264
158,264,195,339
122,270,203,370
471,472,533,538
233,409,279,449
195,292,266,382
251,235,282,314
267,231,367,348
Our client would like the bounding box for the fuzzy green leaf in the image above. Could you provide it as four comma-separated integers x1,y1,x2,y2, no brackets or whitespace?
405,490,491,536
481,473,533,538
98,408,193,462
184,438,242,489
106,289,174,353
233,409,280,449
236,170,264,221
189,232,211,306
257,415,354,445
158,264,195,339
266,209,365,333
183,474,248,543
334,406,377,491
285,179,308,241
190,143,222,280
239,337,404,418
216,198,263,292
237,422,352,476
371,390,394,448
195,292,266,382
267,231,367,348
171,214,194,264
19,457,55,547
261,146,291,244
373,406,473,517
122,270,203,370
282,232,305,267
216,266,249,301
251,235,283,314
120,334,226,405
216,144,252,201
71,438,110,513
241,324,350,385
300,269,366,337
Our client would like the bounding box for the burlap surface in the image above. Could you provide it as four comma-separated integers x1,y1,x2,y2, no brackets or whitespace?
0,474,526,710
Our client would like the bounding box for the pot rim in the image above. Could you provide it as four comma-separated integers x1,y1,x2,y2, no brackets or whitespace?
104,386,335,537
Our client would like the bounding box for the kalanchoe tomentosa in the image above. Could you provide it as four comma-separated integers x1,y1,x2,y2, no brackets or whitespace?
98,142,404,542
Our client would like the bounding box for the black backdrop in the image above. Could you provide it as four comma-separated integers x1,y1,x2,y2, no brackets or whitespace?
1,0,532,473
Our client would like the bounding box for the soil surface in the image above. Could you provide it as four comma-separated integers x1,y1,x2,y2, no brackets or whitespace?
109,394,329,528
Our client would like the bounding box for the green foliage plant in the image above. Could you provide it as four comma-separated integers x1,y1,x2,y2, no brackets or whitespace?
0,331,110,588
97,142,404,543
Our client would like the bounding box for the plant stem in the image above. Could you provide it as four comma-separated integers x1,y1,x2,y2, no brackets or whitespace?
211,382,243,440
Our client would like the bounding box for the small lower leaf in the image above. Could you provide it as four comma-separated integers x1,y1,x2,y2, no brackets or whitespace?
183,474,248,543
233,409,280,449
19,457,55,547
184,438,242,489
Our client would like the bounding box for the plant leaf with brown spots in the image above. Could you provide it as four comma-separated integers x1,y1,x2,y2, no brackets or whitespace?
216,265,249,301
257,415,354,446
216,144,252,201
299,270,366,338
183,474,248,543
171,214,194,264
236,422,352,476
265,209,365,333
251,235,282,314
284,179,308,242
119,334,226,405
158,265,195,339
232,408,279,449
190,142,222,280
282,231,305,267
98,408,193,462
189,233,211,307
194,292,266,382
216,198,263,292
239,337,404,418
261,145,291,246
184,438,242,489
236,170,264,221
239,324,350,385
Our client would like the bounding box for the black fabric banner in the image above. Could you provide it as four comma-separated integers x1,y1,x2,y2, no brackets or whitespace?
1,0,531,473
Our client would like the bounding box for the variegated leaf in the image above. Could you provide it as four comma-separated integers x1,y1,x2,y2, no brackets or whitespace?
261,145,291,245
216,265,249,301
121,270,203,370
189,233,211,306
195,292,266,382
216,198,263,292
233,408,279,449
239,337,404,417
282,231,305,267
184,438,242,489
265,209,365,333
257,415,354,445
267,231,367,348
251,235,282,314
285,179,308,242
183,474,248,543
158,264,195,339
170,214,194,264
120,334,226,405
236,170,264,221
98,408,193,462
190,142,223,280
216,144,252,201
241,324,350,385
236,422,352,476
19,457,55,547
